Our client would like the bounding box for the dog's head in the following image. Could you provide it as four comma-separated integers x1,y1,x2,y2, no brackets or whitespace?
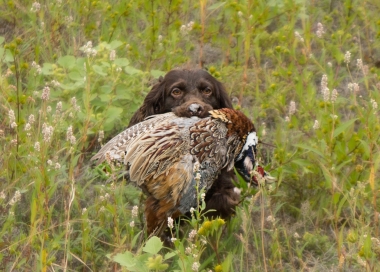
129,69,232,126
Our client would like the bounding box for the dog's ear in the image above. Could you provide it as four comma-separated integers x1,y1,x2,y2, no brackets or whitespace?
214,80,233,109
128,80,166,127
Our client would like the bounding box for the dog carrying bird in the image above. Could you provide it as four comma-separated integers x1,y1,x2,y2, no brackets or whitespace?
91,108,268,235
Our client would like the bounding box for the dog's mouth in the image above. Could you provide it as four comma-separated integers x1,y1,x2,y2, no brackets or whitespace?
172,101,213,118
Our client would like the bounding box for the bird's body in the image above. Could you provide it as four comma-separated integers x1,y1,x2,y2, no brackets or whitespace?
91,108,259,234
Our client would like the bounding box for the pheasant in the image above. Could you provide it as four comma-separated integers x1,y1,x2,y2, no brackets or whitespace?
91,108,265,235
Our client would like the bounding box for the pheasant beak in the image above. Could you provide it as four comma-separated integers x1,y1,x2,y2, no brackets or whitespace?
235,147,275,186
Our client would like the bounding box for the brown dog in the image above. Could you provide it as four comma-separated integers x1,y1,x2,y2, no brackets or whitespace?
129,69,240,218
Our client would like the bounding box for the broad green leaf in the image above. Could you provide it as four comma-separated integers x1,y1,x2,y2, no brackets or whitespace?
114,58,130,67
57,55,76,69
92,65,107,76
109,251,136,268
68,71,84,82
105,106,123,124
4,49,14,62
142,236,163,255
99,94,111,102
59,83,74,90
125,66,142,75
151,69,166,78
116,85,133,100
333,118,357,138
164,251,176,260
109,40,123,49
99,85,112,94
41,63,54,75
0,36,4,44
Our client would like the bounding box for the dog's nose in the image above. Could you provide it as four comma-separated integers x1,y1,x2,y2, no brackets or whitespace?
188,103,203,116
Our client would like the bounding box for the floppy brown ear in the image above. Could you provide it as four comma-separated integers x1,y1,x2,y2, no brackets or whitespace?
128,81,166,127
214,80,233,109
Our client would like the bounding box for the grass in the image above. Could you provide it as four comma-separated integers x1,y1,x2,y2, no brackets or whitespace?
1,0,380,271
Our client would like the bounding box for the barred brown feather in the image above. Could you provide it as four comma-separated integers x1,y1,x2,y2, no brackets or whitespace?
91,108,259,235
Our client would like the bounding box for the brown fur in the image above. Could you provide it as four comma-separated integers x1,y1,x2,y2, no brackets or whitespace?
129,69,239,221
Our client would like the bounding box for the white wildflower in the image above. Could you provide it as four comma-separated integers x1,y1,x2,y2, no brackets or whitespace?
266,215,275,224
34,142,40,151
331,89,338,103
9,190,21,206
356,59,363,69
28,114,35,124
370,99,378,110
109,50,116,61
167,217,174,229
344,51,351,64
313,120,320,130
41,86,50,101
31,61,41,74
132,205,138,218
192,262,200,272
24,123,31,131
31,2,41,12
289,101,296,116
42,123,54,142
316,22,325,38
189,229,197,241
98,130,104,143
51,80,60,87
294,31,304,42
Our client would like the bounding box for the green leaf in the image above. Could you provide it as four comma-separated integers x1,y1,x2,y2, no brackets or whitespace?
116,84,133,100
41,63,54,75
151,69,166,78
4,49,14,62
293,144,325,158
109,40,124,49
105,106,123,124
93,65,107,76
291,159,314,173
114,58,130,67
125,66,142,75
99,94,111,102
109,251,136,268
142,236,163,255
99,85,113,94
0,36,4,45
333,118,357,138
68,71,84,82
57,55,76,69
164,251,176,260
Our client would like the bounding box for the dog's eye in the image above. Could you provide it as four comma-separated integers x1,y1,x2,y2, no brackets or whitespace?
202,87,212,95
171,88,182,96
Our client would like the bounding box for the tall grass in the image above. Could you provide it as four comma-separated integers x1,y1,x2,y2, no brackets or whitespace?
0,0,379,271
